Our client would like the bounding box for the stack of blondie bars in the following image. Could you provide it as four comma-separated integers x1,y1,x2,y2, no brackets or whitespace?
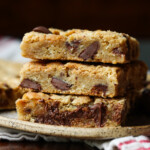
16,26,147,127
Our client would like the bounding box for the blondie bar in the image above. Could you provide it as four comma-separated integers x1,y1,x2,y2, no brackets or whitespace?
16,92,134,127
20,61,147,98
0,60,23,109
20,27,139,64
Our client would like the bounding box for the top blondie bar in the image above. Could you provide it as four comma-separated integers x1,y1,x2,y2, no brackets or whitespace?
20,26,139,64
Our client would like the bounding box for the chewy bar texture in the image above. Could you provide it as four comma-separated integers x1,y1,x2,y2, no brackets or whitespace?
20,61,147,98
0,60,23,109
20,27,139,64
16,92,133,127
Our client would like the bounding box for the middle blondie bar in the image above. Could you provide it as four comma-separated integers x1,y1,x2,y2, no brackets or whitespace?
20,61,147,98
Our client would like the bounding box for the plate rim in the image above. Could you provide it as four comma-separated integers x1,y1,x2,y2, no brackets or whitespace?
0,114,150,140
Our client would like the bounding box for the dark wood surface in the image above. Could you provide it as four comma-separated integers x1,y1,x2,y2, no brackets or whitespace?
0,141,95,150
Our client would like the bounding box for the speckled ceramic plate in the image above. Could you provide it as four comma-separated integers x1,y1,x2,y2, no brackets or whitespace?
0,111,149,140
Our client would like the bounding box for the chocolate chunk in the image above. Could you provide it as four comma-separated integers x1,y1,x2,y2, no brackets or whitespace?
24,108,31,113
66,40,80,53
111,104,122,124
100,105,107,127
66,68,70,77
33,26,52,34
35,116,44,123
20,79,41,91
90,103,102,127
79,41,100,60
112,48,124,55
51,77,72,91
34,101,103,127
70,98,74,101
91,84,108,96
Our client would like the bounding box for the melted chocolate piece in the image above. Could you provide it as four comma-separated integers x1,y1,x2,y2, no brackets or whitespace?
91,84,108,96
32,26,52,34
66,40,80,53
90,103,102,127
51,77,72,91
34,101,102,127
20,79,41,91
111,104,122,124
79,41,100,60
100,105,107,127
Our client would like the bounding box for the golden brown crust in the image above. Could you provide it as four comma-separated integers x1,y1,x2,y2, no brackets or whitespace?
20,61,147,98
20,28,139,64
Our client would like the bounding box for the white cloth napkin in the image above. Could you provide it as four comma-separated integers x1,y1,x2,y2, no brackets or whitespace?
86,136,150,150
0,36,150,150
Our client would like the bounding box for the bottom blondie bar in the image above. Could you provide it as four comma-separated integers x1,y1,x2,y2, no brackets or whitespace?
0,60,23,109
16,92,137,127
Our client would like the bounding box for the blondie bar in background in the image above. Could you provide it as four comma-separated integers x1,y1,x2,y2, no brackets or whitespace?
0,60,23,109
